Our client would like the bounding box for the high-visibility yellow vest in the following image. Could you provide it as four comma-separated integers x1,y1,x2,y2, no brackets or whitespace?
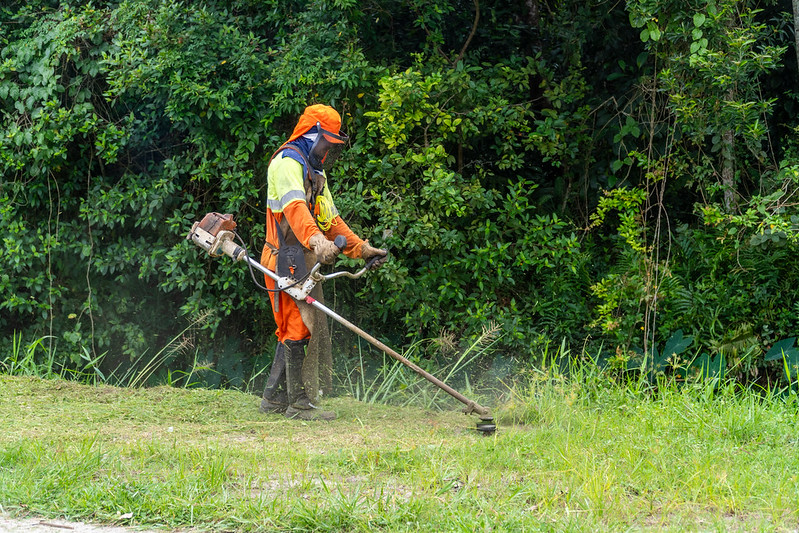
267,150,339,228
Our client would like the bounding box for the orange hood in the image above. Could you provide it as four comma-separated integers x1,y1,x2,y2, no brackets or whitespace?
287,104,343,141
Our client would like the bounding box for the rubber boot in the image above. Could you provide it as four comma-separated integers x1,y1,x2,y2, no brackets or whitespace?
260,342,288,413
284,339,336,421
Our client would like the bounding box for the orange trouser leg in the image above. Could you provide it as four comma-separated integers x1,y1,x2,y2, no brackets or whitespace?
265,276,311,343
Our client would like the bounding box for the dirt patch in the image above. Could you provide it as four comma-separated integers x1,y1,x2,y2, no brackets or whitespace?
0,513,161,533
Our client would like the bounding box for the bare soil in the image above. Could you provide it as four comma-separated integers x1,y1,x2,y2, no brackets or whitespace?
0,513,161,533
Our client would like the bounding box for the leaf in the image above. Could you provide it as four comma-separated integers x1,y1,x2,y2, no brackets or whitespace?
663,329,693,359
765,338,798,362
693,13,706,28
651,344,671,372
694,352,726,379
640,28,650,43
648,25,661,42
765,338,799,382
652,330,693,372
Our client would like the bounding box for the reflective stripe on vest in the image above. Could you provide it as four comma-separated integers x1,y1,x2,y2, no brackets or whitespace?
267,190,306,212
267,149,339,218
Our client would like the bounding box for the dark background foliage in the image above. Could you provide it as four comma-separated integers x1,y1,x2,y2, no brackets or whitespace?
2,0,798,386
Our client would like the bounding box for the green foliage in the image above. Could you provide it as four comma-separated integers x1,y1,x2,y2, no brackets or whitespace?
588,187,653,344
765,338,799,383
3,334,54,377
2,0,799,387
584,0,798,383
2,332,107,383
0,0,381,382
631,329,694,378
343,53,590,353
627,0,786,205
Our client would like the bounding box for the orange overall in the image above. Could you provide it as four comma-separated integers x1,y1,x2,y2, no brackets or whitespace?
260,200,363,342
260,105,364,343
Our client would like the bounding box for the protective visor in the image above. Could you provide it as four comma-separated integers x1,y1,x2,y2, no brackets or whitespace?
309,122,348,171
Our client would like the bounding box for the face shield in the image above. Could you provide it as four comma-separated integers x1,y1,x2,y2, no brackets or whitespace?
308,122,348,172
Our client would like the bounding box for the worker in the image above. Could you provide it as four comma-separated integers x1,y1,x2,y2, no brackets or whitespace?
259,104,387,421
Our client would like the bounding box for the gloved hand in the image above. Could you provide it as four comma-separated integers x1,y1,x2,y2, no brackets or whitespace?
309,233,341,264
361,240,388,270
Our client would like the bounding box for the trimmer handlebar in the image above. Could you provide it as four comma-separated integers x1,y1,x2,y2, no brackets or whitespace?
306,235,374,282
187,214,372,287
310,236,385,281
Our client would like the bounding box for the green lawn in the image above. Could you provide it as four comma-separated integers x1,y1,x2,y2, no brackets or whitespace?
0,374,797,531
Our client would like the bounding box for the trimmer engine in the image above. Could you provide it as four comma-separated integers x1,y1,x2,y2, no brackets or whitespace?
186,212,246,261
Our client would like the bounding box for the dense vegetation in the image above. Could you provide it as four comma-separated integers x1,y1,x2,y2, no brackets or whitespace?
2,0,799,387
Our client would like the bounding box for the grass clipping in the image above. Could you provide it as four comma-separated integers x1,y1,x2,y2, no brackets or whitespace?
1,374,798,531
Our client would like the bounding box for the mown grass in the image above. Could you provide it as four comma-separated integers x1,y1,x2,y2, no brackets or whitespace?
1,371,798,532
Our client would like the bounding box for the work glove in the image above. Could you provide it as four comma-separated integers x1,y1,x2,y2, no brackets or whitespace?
361,240,388,270
309,233,341,264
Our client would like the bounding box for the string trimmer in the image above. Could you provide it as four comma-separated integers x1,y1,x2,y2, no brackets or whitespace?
186,212,496,434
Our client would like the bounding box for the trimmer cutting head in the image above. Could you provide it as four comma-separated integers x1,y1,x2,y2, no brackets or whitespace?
476,416,496,435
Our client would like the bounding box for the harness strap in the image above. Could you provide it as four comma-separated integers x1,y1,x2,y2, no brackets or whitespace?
271,145,325,224
265,145,326,315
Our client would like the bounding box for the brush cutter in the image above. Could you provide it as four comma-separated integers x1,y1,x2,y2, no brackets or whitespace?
186,212,496,434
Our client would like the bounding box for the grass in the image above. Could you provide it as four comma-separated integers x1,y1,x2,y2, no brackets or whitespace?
2,366,799,532
339,322,501,408
1,316,224,390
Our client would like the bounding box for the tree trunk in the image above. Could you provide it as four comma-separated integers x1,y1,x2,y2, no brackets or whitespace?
722,84,737,212
721,128,736,212
793,0,799,70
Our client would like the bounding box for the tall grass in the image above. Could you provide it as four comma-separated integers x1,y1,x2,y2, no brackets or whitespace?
2,332,106,383
339,322,501,409
0,313,218,389
4,332,54,376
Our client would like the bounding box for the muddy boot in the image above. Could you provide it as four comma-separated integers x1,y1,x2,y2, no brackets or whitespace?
284,339,336,421
260,342,288,414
